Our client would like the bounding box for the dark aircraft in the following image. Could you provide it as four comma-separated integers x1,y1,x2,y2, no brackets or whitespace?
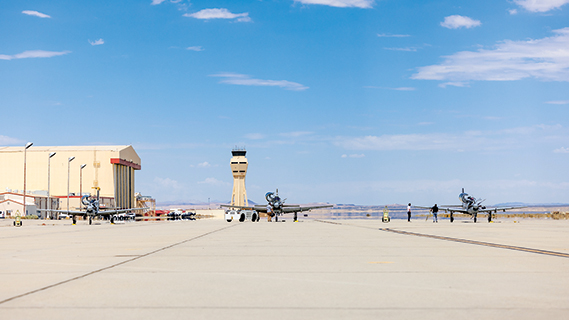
415,188,524,223
222,189,333,222
40,187,144,225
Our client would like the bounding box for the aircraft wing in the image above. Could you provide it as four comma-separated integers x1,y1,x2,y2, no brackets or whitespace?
478,206,526,213
220,204,268,212
281,204,333,213
413,205,462,209
98,208,146,215
38,209,89,216
413,206,470,214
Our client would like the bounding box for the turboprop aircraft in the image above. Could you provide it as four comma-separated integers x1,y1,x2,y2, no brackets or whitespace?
415,188,525,223
40,187,144,225
221,189,333,222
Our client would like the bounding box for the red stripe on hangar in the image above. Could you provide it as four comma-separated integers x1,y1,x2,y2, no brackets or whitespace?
110,158,141,170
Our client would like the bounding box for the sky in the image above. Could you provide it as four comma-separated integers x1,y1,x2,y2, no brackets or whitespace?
2,0,569,206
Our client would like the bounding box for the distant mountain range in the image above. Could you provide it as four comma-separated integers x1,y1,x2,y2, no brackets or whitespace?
156,201,569,209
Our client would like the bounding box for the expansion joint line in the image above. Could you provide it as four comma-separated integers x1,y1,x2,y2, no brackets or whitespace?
380,228,569,259
0,224,237,305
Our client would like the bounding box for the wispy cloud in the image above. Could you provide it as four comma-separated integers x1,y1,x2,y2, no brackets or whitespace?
438,82,470,88
546,100,569,105
0,135,24,145
514,0,569,12
554,147,569,153
440,15,481,29
412,28,569,84
384,47,418,52
154,177,184,190
245,133,266,140
0,50,70,61
334,124,568,151
377,33,410,38
89,39,104,46
210,73,309,91
509,8,519,15
364,86,416,91
198,177,230,186
294,0,374,8
22,10,51,18
280,131,314,138
341,154,365,158
183,8,251,22
186,46,204,51
197,161,212,168
151,0,167,5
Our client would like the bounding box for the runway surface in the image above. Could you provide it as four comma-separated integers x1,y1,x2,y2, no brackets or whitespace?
1,218,568,319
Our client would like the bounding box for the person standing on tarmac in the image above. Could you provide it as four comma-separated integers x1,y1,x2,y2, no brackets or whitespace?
431,204,439,223
266,204,273,222
407,203,412,222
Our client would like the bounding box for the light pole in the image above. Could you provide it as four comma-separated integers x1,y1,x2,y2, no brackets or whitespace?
67,156,75,212
80,164,87,204
47,152,56,219
23,142,33,217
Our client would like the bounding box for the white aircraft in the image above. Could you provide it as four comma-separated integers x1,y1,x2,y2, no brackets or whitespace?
415,188,525,223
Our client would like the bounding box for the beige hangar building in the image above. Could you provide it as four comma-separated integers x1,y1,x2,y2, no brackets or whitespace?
0,145,141,217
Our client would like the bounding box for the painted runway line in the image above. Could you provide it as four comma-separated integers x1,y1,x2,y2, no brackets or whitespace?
380,228,569,259
0,224,237,305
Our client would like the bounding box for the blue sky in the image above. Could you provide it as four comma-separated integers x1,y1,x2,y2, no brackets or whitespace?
2,0,569,206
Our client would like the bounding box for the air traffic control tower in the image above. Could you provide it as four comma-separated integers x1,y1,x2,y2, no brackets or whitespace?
230,149,249,207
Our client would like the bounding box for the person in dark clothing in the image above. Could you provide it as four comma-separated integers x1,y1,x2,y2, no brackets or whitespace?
431,204,439,223
407,203,412,222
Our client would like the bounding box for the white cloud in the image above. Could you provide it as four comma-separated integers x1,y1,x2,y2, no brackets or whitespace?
412,28,569,84
198,177,230,186
384,47,418,52
438,82,470,88
334,124,567,151
546,100,569,104
151,0,167,5
341,154,365,158
280,131,313,138
197,162,212,168
0,135,24,145
294,0,374,8
183,8,251,22
553,147,569,153
210,73,309,91
22,10,51,18
337,134,465,151
377,33,410,38
514,0,569,12
186,46,204,51
0,50,70,60
509,9,519,15
364,86,416,91
154,177,183,190
89,39,104,46
440,15,481,29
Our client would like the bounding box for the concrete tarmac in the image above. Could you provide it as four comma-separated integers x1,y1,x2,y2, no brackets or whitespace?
1,218,568,319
